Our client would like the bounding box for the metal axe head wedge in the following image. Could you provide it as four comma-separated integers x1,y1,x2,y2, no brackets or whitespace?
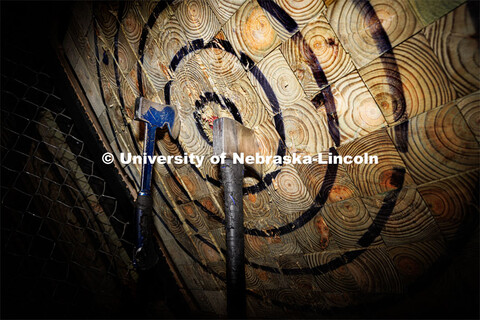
213,117,263,178
135,97,181,139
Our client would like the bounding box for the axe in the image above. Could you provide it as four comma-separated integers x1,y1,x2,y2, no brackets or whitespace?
213,117,263,318
133,97,180,270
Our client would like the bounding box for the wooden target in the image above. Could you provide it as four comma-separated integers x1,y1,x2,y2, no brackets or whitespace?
63,0,479,316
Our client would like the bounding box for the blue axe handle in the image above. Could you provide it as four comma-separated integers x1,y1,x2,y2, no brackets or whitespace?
134,124,159,270
133,97,180,270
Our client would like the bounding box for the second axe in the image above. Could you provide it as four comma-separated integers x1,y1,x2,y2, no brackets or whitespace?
213,117,263,318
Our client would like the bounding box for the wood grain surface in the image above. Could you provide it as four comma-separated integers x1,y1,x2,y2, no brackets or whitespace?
63,0,480,315
423,2,479,98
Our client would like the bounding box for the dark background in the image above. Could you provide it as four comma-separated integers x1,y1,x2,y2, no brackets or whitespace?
1,1,479,319
1,2,191,318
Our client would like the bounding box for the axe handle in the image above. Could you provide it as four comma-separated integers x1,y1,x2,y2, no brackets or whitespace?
134,192,159,270
134,124,159,270
221,159,246,318
140,125,156,192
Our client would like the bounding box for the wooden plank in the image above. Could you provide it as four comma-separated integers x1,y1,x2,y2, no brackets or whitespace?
322,197,383,249
417,170,479,242
408,0,466,26
457,90,480,141
362,188,442,246
175,0,221,44
64,29,108,118
360,33,456,125
56,35,135,197
326,0,422,68
281,14,355,98
223,0,282,64
388,103,479,185
338,129,414,197
423,3,480,97
37,111,136,285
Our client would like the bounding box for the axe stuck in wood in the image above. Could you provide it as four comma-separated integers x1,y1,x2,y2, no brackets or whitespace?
213,117,263,318
133,97,181,271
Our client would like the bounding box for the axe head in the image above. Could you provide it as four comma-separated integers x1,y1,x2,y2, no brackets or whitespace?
135,97,181,139
213,117,263,178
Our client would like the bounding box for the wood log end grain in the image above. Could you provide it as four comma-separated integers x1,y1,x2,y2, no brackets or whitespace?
388,103,479,185
417,170,479,243
337,129,414,197
386,238,447,286
327,71,387,144
360,33,456,125
322,197,383,249
423,3,480,98
346,247,404,293
281,14,355,98
175,0,221,44
407,0,466,26
223,0,282,64
362,188,442,246
456,90,480,141
325,0,422,68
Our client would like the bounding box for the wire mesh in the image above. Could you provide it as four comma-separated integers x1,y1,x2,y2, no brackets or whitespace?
1,42,138,317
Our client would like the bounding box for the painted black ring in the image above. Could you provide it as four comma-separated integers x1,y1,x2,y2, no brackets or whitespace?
132,0,409,240
193,91,243,146
154,7,341,236
96,0,410,284
161,33,341,237
164,37,286,194
92,3,343,310
91,0,414,311
128,0,409,264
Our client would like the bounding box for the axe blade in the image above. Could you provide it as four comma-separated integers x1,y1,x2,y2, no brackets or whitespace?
135,97,181,139
213,117,263,178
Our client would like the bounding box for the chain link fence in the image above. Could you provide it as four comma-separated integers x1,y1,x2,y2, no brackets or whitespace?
0,3,194,317
0,38,144,317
